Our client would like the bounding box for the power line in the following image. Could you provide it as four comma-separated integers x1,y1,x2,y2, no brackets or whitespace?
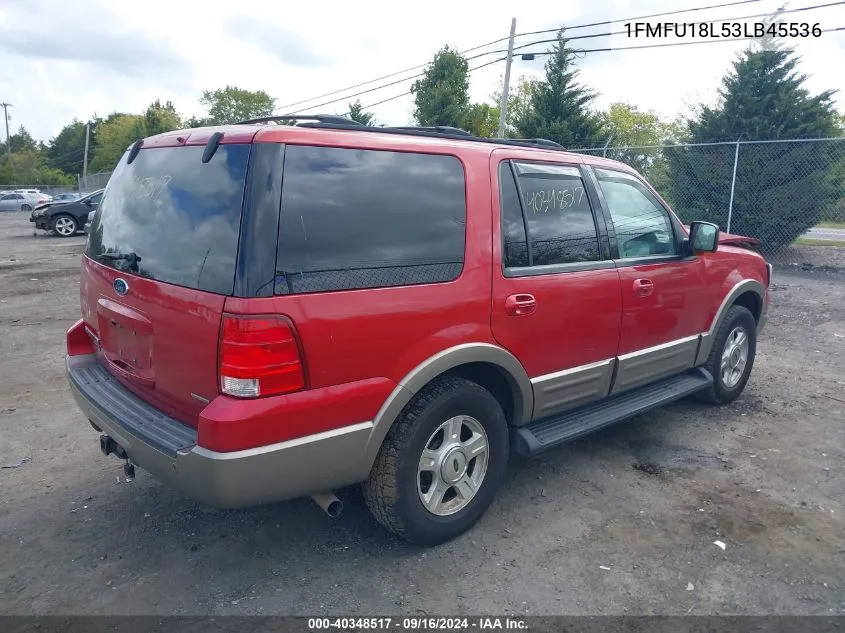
290,1,792,116
345,22,844,117
516,0,766,38
506,0,845,54
274,0,766,113
345,56,509,114
288,49,507,114
518,25,844,56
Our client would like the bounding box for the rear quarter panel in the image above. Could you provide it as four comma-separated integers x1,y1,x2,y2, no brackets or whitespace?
221,142,496,432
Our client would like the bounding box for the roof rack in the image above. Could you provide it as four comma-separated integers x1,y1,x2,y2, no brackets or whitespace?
390,125,474,137
237,115,567,151
236,114,363,126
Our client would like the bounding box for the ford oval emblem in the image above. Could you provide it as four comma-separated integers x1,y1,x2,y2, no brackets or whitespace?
113,278,129,296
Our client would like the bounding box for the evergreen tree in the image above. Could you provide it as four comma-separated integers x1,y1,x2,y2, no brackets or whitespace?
515,28,605,147
347,100,377,126
666,45,840,248
411,46,471,128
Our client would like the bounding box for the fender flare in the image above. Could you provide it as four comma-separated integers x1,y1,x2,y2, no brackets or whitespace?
695,278,765,365
362,343,533,469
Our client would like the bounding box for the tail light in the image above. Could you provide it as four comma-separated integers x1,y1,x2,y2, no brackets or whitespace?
219,314,306,398
67,319,96,356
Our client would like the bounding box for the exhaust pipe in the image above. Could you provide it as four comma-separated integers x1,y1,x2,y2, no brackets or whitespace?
311,491,343,518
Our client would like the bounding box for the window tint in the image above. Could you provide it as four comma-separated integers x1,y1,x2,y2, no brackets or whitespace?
513,162,600,266
86,144,249,295
0,194,11,200
594,168,676,259
275,146,466,294
88,191,103,204
499,163,529,268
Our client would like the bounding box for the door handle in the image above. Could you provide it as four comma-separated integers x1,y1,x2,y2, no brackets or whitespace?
633,278,654,297
505,294,537,316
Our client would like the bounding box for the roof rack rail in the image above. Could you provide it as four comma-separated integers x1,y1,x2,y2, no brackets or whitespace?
527,138,564,149
236,114,362,126
389,125,473,137
237,119,568,152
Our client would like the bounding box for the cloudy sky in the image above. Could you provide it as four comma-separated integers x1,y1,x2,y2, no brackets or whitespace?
1,0,843,146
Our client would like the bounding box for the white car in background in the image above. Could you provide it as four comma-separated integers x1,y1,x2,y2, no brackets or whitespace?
0,191,49,212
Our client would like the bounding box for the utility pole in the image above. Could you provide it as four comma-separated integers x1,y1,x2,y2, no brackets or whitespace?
496,18,517,139
82,121,90,179
1,102,11,156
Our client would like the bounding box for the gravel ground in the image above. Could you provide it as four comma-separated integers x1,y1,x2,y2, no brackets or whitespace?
1,212,844,616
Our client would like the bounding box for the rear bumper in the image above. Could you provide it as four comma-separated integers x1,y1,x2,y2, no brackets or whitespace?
66,354,374,509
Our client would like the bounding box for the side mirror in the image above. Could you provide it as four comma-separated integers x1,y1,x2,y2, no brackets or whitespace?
688,221,719,254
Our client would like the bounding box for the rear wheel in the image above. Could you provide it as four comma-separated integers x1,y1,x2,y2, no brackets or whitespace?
363,376,508,546
21,204,32,212
52,214,78,237
697,304,757,405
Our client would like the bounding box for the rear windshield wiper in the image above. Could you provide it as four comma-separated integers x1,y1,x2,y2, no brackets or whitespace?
98,251,142,266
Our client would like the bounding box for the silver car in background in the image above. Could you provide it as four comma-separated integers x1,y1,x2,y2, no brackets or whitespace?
0,191,48,212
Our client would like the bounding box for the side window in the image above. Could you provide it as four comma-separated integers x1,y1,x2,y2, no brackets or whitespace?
594,168,676,259
275,146,466,294
510,161,601,267
0,194,11,201
89,192,103,204
499,163,529,268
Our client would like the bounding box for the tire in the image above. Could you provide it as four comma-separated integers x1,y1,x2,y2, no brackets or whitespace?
697,304,757,405
363,376,509,546
52,214,78,237
21,204,32,212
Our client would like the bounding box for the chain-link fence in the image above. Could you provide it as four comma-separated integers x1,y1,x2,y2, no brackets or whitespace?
0,183,77,196
77,171,112,193
0,170,113,197
575,137,845,258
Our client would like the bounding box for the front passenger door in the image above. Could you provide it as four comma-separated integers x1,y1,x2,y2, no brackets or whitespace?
588,166,710,394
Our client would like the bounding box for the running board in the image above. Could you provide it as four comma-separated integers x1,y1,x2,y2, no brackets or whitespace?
512,367,713,457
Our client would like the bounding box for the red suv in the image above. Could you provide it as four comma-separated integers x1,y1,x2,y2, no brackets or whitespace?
66,116,771,545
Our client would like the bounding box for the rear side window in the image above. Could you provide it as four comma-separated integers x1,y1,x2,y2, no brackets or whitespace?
500,161,601,268
86,144,249,295
274,146,466,294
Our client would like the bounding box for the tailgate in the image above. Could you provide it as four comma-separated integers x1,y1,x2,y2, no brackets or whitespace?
81,141,251,425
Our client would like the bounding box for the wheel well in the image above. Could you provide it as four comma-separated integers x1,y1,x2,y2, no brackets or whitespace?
443,362,517,425
733,290,762,324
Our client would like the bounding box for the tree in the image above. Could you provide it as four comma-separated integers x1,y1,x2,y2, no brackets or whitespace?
412,46,471,128
8,126,38,153
0,150,74,186
198,86,276,125
89,114,146,172
347,100,377,126
144,99,182,136
666,46,841,248
464,103,499,137
515,28,606,147
490,75,538,137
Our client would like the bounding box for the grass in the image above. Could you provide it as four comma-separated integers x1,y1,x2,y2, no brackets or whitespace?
794,238,845,247
816,221,845,229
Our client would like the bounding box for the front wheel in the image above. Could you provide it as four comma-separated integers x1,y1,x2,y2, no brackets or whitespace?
52,214,78,237
363,376,509,546
697,304,757,405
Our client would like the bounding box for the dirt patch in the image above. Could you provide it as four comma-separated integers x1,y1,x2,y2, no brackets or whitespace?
0,213,843,616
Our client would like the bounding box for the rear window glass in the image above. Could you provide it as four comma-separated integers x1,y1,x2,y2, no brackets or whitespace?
86,144,250,295
274,146,466,294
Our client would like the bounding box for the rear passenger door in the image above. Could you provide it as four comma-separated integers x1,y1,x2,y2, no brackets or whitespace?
490,156,623,420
